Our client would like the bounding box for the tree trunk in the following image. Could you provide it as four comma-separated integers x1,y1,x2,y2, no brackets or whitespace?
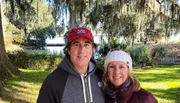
69,1,77,29
0,2,19,83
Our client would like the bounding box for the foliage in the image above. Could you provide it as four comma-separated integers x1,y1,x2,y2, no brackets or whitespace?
7,50,63,71
4,0,55,45
151,45,168,58
5,22,25,44
99,37,127,56
96,56,105,71
12,35,24,44
129,46,151,67
86,0,180,46
24,25,56,49
4,0,36,30
5,22,24,35
49,0,89,28
4,35,14,47
4,0,54,30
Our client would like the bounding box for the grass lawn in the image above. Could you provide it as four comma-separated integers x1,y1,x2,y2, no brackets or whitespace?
0,69,49,103
0,65,180,103
134,65,180,103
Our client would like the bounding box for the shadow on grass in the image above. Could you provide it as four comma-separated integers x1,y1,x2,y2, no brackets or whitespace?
148,87,180,103
19,70,50,83
0,69,50,103
135,66,180,82
0,85,30,103
159,65,180,69
135,73,180,82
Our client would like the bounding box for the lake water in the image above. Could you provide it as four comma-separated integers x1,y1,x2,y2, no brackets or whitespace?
45,46,65,56
44,34,180,58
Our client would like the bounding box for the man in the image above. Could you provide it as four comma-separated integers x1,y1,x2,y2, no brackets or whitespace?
37,27,105,103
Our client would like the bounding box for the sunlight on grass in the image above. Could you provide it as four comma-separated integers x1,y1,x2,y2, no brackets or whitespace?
134,65,180,103
0,65,180,103
141,82,167,89
0,69,50,103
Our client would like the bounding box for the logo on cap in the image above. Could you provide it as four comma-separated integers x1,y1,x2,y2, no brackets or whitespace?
77,29,86,34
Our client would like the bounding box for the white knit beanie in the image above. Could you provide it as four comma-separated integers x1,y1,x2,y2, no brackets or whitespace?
104,50,133,72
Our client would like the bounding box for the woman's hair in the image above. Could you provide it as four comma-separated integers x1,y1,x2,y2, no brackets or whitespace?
102,70,141,91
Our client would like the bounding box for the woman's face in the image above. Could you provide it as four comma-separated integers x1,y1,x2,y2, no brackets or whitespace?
107,61,129,88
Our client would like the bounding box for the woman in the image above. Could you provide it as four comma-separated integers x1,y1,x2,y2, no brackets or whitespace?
102,50,158,103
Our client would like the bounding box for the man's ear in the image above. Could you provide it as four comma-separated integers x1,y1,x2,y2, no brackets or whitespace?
67,50,70,55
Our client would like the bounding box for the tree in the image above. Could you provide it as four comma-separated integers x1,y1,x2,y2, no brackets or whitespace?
0,0,55,83
0,1,19,84
4,0,36,36
86,0,180,46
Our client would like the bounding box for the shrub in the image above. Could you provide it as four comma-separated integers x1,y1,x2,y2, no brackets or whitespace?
129,46,151,67
12,35,24,44
96,56,105,71
151,45,168,58
7,50,63,71
8,50,29,68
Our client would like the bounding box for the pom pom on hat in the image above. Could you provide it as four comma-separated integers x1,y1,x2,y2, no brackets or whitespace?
104,50,133,72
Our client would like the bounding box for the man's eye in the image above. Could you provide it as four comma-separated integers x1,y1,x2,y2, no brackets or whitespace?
73,43,79,46
85,43,91,46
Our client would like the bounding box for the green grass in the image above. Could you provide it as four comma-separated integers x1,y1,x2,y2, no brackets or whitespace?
0,65,180,103
133,65,180,103
0,69,49,103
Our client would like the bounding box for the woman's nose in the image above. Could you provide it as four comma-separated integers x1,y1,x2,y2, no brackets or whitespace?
114,67,120,73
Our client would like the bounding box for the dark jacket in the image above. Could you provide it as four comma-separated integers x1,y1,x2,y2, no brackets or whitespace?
105,84,158,103
37,57,105,103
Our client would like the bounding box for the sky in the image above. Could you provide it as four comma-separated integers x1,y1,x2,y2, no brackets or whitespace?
178,0,180,4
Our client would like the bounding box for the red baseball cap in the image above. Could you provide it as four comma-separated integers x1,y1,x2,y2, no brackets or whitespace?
67,27,94,43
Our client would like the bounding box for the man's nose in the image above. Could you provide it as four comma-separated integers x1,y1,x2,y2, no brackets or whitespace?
79,44,85,52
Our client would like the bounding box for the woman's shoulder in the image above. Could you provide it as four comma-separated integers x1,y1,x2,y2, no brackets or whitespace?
135,88,151,95
132,88,158,103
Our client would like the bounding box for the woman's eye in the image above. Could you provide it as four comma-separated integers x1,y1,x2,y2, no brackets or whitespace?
109,65,115,68
120,66,123,68
119,65,126,69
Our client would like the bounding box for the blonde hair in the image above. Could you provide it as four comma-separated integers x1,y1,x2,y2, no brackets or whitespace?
102,70,141,91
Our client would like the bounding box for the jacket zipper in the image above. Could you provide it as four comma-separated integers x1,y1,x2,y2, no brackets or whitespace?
81,75,93,103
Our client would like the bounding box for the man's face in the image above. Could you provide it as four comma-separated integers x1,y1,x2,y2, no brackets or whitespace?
68,37,94,71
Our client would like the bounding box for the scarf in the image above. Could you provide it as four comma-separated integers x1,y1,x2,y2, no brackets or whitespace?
104,79,132,99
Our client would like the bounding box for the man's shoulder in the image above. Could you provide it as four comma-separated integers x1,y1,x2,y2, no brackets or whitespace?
37,68,68,102
44,68,69,85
